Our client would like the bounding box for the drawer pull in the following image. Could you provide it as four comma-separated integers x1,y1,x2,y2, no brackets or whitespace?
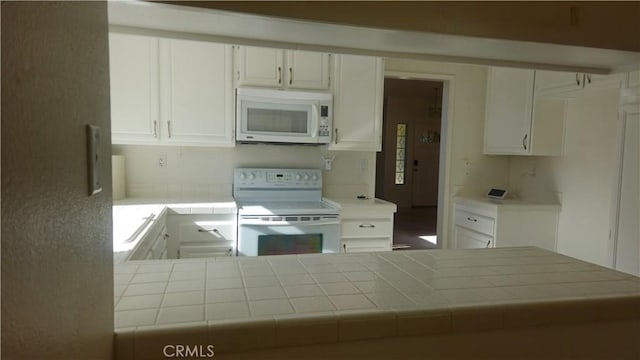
486,240,491,248
198,228,220,233
467,217,478,222
343,243,347,253
359,224,376,228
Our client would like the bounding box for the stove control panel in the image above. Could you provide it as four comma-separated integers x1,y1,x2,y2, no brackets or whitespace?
234,168,322,188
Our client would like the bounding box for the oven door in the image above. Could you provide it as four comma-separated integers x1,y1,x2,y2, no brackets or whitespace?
237,215,340,256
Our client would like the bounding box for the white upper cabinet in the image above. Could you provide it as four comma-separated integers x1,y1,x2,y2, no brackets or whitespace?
109,33,160,144
329,54,384,151
161,39,234,146
484,67,536,155
536,70,626,97
484,67,566,156
109,33,234,147
235,46,330,90
286,50,331,89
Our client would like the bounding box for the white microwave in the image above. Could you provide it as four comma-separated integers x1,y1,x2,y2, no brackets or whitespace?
236,88,332,144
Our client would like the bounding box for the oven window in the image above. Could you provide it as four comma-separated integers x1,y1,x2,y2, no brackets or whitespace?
247,108,309,134
258,234,323,255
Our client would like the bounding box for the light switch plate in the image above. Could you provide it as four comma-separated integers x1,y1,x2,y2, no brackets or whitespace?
87,125,102,195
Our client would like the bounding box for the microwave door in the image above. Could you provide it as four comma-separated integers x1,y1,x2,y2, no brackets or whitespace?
239,100,316,143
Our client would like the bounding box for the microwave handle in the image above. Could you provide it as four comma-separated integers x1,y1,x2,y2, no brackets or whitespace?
311,104,319,138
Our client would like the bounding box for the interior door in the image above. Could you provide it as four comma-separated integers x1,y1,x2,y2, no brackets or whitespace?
614,109,639,276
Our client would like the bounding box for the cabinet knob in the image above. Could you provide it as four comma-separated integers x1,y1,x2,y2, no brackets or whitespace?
343,243,347,253
167,121,172,138
467,217,477,222
334,128,338,144
359,224,376,228
278,66,282,84
153,120,158,138
486,240,491,248
522,134,528,151
289,67,293,85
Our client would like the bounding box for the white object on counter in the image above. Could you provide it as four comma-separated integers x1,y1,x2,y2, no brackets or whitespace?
112,155,126,200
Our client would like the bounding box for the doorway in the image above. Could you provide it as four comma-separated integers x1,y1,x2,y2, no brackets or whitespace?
376,78,445,250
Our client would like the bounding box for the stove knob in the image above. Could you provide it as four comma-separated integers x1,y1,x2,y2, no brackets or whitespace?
311,174,319,181
248,173,255,180
295,174,302,181
303,174,310,181
239,173,246,181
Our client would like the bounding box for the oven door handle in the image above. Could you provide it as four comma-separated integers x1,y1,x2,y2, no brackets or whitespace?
240,219,340,226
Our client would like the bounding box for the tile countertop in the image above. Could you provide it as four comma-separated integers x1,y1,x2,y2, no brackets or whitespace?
454,195,561,211
324,197,398,212
114,247,640,359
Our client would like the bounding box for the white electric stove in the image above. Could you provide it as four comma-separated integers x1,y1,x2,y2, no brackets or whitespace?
233,168,340,256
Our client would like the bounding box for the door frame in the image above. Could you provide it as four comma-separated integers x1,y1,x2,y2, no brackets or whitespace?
384,71,455,248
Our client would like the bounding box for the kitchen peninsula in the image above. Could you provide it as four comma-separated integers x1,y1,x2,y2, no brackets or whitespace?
114,247,640,360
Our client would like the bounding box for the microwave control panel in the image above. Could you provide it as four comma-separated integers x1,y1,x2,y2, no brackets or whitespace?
318,104,331,138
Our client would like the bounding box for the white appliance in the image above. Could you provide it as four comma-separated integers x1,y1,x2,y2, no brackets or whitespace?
236,88,332,144
234,167,340,256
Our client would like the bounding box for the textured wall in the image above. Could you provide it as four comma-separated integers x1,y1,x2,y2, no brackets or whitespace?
1,2,113,359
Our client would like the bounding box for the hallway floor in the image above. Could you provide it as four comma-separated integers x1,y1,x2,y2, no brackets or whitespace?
392,206,438,250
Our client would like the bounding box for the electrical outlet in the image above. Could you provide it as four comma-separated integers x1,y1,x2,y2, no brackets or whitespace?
158,154,167,168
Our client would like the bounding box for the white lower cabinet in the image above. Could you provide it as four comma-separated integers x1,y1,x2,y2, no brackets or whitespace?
453,197,560,251
128,212,168,260
166,214,237,259
454,226,493,249
340,209,394,253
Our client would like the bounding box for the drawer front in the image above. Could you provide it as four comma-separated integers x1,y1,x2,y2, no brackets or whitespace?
179,221,235,243
342,219,392,237
341,238,391,253
454,210,495,236
179,244,234,258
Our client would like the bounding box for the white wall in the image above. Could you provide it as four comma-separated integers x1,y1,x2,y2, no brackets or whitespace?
112,144,376,200
1,2,113,358
384,58,511,246
509,89,621,266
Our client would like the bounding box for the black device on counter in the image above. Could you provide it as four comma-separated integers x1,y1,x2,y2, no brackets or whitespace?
487,188,508,199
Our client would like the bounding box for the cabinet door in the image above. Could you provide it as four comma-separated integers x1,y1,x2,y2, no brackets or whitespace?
330,55,384,151
484,67,534,155
162,39,234,146
454,226,493,249
236,46,284,87
535,70,582,94
286,51,330,90
109,33,160,144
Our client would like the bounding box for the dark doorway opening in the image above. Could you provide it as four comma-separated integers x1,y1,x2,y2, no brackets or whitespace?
376,78,444,250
